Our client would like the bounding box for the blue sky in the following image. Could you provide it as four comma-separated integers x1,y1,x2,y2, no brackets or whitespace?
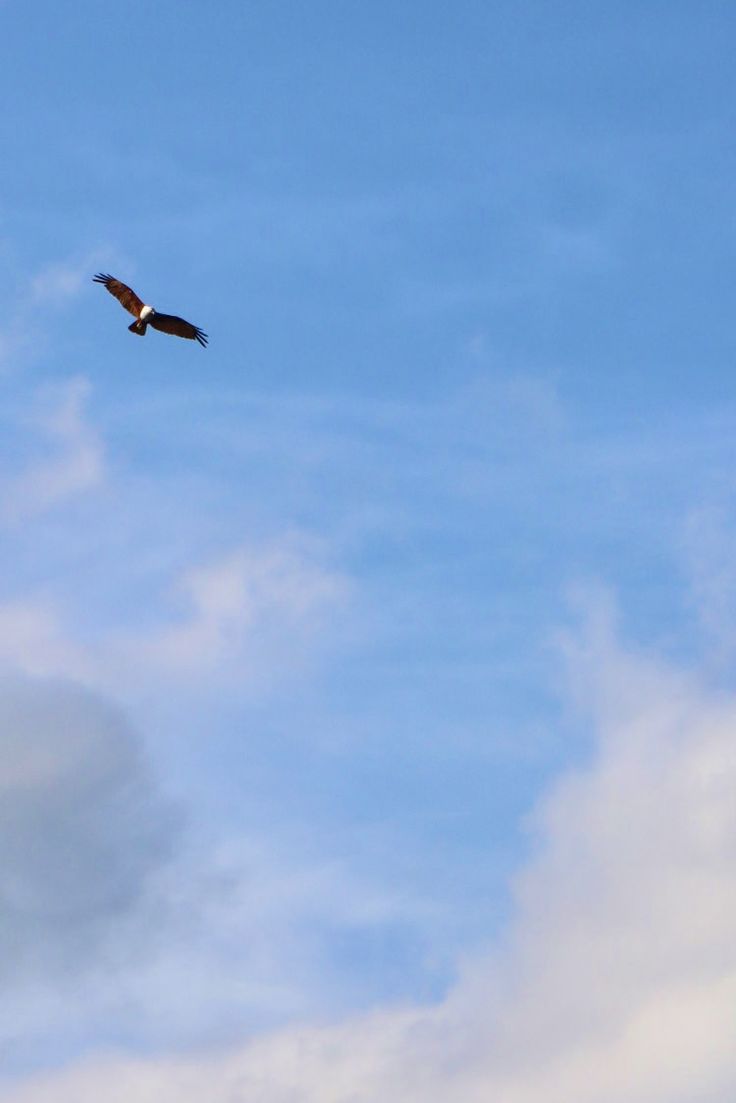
1,3,736,1101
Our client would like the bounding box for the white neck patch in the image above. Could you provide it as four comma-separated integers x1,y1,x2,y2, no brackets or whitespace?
140,304,154,320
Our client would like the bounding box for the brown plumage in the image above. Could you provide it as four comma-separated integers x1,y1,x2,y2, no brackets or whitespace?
93,273,208,347
92,273,144,318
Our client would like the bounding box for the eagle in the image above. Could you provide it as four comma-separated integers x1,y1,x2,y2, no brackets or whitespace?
93,273,208,347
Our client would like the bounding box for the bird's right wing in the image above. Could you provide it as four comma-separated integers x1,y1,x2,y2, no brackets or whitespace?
149,312,208,347
93,273,145,318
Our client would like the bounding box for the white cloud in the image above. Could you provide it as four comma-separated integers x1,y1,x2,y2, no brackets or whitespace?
4,604,735,1101
0,376,104,523
0,534,349,697
28,261,89,305
0,600,90,682
0,253,113,372
681,503,736,669
141,536,349,684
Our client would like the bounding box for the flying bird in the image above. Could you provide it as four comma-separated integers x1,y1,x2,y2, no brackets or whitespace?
93,273,208,347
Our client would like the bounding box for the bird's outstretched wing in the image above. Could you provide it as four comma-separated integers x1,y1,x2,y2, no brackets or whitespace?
93,273,145,318
149,312,208,347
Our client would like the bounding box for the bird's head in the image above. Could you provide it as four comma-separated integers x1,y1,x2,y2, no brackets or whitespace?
139,304,155,320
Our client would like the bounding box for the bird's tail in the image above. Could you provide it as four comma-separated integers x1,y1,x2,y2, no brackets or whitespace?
128,320,147,336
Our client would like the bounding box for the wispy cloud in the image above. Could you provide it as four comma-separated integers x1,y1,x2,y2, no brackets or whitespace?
0,377,104,524
140,536,349,686
28,261,90,306
0,533,350,698
681,503,736,669
0,252,120,372
0,600,90,682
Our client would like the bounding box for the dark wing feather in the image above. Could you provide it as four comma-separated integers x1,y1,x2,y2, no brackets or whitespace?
149,312,208,347
93,273,144,318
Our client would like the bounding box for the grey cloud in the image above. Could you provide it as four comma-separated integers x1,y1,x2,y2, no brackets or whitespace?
0,677,177,983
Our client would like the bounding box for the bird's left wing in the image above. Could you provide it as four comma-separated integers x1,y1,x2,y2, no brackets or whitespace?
93,273,145,318
149,312,208,347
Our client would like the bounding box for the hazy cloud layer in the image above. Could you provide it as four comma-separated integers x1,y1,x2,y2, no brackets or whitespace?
4,3,736,1098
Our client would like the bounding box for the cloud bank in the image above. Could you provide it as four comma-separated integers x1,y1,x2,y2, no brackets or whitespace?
2,605,734,1102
